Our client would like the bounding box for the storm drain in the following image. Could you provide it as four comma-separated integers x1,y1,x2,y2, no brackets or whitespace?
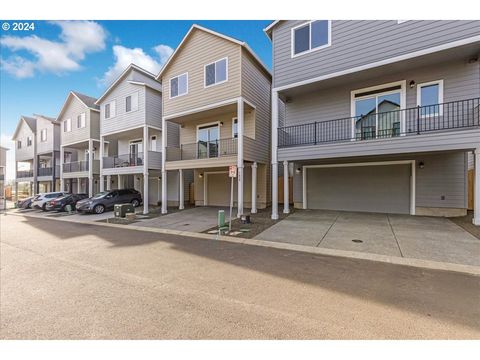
351,239,364,243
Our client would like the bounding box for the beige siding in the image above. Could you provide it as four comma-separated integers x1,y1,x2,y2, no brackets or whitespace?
162,29,242,116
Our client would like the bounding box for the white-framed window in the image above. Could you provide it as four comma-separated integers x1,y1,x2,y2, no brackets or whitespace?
17,140,22,149
27,136,32,146
77,113,86,128
64,118,71,132
150,135,157,151
417,80,444,117
232,117,238,138
170,73,188,98
204,57,228,87
104,100,116,119
40,129,47,142
126,92,139,113
292,20,331,57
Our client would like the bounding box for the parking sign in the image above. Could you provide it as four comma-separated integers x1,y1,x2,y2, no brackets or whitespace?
229,165,237,178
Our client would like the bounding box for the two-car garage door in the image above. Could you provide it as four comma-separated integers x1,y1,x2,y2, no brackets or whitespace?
305,163,411,214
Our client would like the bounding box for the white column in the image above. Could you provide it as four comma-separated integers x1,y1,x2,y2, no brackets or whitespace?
77,177,81,193
88,139,94,197
283,160,289,214
118,175,121,189
106,175,111,191
14,162,18,203
179,169,184,210
474,148,480,226
143,126,149,215
251,162,257,214
161,116,168,214
271,90,279,220
60,146,64,191
99,136,105,192
237,98,244,217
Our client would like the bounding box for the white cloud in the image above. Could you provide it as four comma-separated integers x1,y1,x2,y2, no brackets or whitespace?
100,44,173,87
1,21,107,78
0,134,16,181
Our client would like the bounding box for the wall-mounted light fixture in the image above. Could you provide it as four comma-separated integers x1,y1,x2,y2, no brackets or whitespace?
295,167,302,174
418,161,425,169
219,121,224,126
409,80,416,88
199,173,203,179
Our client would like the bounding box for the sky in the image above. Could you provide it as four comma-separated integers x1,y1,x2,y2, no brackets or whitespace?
0,20,273,180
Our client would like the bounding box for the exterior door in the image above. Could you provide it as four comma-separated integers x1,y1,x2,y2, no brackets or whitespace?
129,141,143,166
197,124,219,159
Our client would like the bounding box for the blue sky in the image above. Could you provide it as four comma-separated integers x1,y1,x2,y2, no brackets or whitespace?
0,20,272,179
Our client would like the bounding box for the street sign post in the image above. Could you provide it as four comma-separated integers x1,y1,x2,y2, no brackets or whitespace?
228,165,237,232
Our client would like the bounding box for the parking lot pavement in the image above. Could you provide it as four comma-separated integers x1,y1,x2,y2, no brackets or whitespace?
1,214,480,339
9,208,113,222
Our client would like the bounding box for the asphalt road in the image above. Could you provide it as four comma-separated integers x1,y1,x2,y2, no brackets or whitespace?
1,214,479,339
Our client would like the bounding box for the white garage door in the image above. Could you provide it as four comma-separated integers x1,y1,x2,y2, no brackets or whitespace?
207,172,235,206
306,164,411,214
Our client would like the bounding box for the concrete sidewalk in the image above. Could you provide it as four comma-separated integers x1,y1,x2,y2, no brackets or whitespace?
255,210,480,267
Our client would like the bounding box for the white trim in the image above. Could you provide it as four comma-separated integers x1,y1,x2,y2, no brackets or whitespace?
203,170,229,206
264,20,280,38
231,117,238,138
169,72,189,99
302,160,416,215
273,35,480,92
350,80,407,138
127,80,162,93
204,57,229,88
291,20,332,58
101,124,162,138
397,20,409,24
195,121,221,143
416,79,444,117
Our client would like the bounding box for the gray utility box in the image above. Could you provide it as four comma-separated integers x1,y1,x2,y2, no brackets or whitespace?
114,203,135,218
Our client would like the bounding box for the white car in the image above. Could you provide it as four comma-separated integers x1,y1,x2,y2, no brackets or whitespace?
32,192,68,211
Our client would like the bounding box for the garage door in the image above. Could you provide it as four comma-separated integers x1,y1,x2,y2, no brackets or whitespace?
306,164,411,214
207,172,235,206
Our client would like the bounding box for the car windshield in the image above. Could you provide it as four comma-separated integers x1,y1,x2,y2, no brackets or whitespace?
91,192,109,199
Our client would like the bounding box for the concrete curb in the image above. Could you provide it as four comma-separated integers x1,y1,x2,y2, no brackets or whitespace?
5,211,480,276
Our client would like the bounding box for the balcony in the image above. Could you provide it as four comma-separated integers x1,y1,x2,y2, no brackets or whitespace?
102,151,162,170
166,137,238,161
17,170,33,178
278,98,480,148
63,160,100,174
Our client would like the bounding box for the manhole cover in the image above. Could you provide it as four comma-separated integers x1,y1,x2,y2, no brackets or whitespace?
351,239,363,243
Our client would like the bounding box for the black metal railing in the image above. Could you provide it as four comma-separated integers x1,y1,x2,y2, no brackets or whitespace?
166,138,238,161
278,97,480,148
38,167,53,176
63,161,89,173
17,170,33,178
103,152,144,169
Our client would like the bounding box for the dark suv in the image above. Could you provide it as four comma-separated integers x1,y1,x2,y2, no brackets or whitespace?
45,193,89,212
76,189,142,214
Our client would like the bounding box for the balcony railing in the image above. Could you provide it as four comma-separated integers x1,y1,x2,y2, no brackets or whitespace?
166,137,238,161
17,170,33,178
278,97,480,148
37,165,60,177
103,151,162,169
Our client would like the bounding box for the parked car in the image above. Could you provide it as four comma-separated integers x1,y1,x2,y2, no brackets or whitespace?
45,193,89,212
32,192,69,211
17,196,34,209
76,189,142,214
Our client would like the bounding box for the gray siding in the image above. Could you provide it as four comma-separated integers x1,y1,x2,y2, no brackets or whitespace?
89,110,101,140
36,117,58,155
59,96,90,145
272,20,480,88
14,121,35,161
145,87,162,128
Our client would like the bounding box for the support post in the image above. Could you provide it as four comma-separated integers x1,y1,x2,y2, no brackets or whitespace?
474,148,480,226
179,169,184,210
237,98,244,217
106,175,111,191
14,162,18,203
283,160,290,214
143,126,149,215
161,116,168,214
88,139,94,197
77,177,81,193
251,162,257,214
271,90,279,220
99,136,105,192
52,150,56,191
60,146,64,191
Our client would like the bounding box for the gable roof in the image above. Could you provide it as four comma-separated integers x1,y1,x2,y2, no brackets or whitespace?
56,91,99,121
156,24,271,79
95,64,159,105
12,116,36,140
264,20,281,40
34,114,60,125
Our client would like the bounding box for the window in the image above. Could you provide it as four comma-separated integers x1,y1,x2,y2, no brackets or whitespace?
17,140,22,149
104,100,116,119
40,129,47,142
77,113,86,128
126,92,138,112
417,80,444,117
170,73,188,98
27,136,32,147
205,58,228,87
64,118,71,132
292,20,331,57
232,118,238,138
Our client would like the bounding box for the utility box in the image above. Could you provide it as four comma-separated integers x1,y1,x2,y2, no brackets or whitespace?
114,203,135,218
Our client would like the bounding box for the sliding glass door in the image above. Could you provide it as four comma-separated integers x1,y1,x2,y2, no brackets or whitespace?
197,124,219,159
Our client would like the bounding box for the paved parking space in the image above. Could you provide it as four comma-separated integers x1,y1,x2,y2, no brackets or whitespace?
10,208,113,222
256,210,480,266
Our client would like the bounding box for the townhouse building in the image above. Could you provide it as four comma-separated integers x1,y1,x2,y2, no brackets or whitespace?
13,114,61,200
96,64,181,214
266,20,480,225
57,91,101,197
157,24,272,216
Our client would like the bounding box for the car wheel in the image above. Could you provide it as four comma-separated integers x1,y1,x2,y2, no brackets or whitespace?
93,204,105,214
42,203,47,211
131,199,140,207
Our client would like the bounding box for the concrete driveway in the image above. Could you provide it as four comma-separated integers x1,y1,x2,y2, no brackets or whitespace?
135,206,229,232
255,210,480,266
